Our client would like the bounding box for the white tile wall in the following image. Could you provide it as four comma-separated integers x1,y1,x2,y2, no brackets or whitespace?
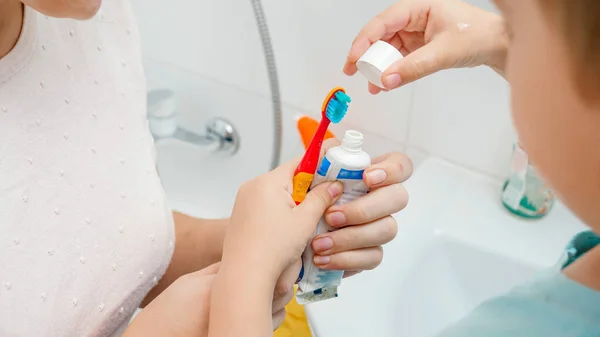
408,67,516,179
143,58,302,172
131,0,269,96
144,58,306,216
132,0,517,182
405,146,429,171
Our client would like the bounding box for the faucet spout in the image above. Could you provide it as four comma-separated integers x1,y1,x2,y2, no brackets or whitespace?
147,89,240,155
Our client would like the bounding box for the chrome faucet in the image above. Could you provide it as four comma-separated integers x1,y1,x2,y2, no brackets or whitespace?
147,89,240,155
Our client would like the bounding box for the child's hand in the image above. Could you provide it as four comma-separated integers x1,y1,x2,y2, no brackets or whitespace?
344,0,508,93
209,160,341,336
222,159,342,283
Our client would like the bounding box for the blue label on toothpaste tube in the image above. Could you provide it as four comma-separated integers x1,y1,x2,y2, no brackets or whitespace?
337,169,364,180
317,157,331,176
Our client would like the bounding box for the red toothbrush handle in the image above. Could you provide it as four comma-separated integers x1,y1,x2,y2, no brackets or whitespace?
296,118,331,175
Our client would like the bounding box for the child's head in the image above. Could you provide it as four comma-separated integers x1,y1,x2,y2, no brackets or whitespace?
495,0,600,230
21,0,101,19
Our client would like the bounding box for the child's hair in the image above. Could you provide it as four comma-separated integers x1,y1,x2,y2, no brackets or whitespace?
539,0,600,101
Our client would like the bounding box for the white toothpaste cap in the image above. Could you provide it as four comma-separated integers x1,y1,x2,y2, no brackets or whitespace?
356,40,403,88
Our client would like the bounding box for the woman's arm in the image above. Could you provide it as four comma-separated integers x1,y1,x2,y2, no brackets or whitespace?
124,264,219,337
140,212,227,307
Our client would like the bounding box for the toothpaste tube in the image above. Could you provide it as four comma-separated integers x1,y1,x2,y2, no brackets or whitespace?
296,130,371,304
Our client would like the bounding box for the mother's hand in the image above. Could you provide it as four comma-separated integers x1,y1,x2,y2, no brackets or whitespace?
310,139,412,275
344,0,508,94
269,140,413,330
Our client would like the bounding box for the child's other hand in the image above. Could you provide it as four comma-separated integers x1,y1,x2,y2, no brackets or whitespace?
223,159,343,283
311,139,412,275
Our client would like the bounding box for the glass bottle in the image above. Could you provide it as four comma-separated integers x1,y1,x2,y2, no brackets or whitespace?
501,143,555,219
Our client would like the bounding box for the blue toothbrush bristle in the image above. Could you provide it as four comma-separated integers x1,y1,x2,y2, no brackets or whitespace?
335,91,351,104
325,91,351,123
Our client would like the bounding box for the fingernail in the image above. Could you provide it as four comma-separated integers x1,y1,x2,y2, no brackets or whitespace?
326,211,346,227
366,169,387,185
313,237,333,253
383,73,401,89
328,182,343,198
313,255,331,266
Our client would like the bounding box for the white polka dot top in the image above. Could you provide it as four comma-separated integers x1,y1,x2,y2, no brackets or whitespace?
0,2,175,336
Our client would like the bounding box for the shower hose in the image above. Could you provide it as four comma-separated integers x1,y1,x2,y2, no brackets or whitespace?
250,0,283,171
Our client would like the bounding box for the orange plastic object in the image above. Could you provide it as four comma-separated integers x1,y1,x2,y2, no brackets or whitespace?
297,116,336,150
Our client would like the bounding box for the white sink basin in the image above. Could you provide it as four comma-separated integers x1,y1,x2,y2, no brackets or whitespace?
305,157,586,337
386,235,537,336
305,234,540,337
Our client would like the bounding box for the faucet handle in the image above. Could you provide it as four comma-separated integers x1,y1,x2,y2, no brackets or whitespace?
147,89,240,156
206,118,240,155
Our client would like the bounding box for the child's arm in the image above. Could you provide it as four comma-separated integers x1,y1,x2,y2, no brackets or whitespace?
208,160,342,337
210,257,277,336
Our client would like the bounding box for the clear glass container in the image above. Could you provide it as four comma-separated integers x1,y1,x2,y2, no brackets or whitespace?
501,143,555,219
